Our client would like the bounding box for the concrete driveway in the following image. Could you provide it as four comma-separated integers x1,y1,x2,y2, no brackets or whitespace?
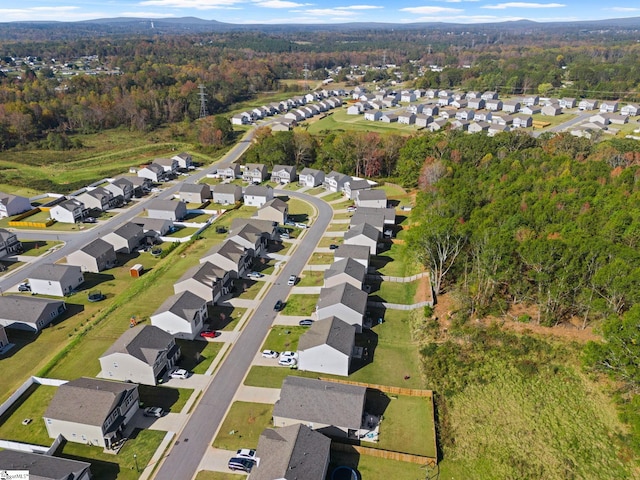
132,410,189,432
198,447,246,475
162,373,210,390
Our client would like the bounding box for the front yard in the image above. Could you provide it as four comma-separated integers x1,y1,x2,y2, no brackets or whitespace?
212,402,273,450
296,271,324,287
281,294,319,316
306,253,335,265
260,325,307,352
176,340,224,375
138,385,194,413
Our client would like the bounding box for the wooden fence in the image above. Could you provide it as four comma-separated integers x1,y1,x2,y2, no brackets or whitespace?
8,207,54,228
332,441,437,467
318,377,433,398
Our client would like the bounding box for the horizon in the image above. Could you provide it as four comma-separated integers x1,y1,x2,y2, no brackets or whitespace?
1,1,639,25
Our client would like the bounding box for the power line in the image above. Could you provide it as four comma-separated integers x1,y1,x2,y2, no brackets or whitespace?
198,84,208,119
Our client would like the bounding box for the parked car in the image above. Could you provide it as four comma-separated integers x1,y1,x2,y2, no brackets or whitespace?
18,282,31,292
82,217,97,224
299,319,314,327
284,220,296,227
228,457,254,473
261,350,279,359
143,407,164,418
329,244,339,250
280,232,290,239
200,330,220,338
278,357,297,367
169,368,190,379
287,275,297,286
236,449,257,460
248,271,264,279
281,351,298,360
274,300,285,311
295,222,308,229
346,205,357,212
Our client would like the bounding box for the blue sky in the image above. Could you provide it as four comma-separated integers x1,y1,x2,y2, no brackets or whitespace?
1,1,638,24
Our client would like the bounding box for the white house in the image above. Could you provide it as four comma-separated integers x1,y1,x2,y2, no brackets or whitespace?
151,290,209,340
0,192,32,218
355,189,387,209
50,198,85,224
212,184,242,205
0,296,67,332
316,282,368,332
299,168,325,187
344,222,380,255
297,317,356,377
29,264,84,297
243,185,273,207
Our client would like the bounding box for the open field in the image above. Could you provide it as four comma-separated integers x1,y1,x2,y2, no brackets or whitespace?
212,402,274,450
306,108,418,135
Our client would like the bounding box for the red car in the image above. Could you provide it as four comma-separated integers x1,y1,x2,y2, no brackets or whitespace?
200,330,220,338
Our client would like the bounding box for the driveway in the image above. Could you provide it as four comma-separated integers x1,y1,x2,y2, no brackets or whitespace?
131,410,189,432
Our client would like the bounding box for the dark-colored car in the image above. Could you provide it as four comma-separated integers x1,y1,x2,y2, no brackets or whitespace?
329,244,339,250
228,457,254,472
18,283,31,292
299,319,314,327
274,300,285,311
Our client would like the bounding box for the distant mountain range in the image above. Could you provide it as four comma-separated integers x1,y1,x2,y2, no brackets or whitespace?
1,15,640,39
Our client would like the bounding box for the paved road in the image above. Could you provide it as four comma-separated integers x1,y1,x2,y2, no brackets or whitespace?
532,110,592,137
153,190,333,480
0,130,256,292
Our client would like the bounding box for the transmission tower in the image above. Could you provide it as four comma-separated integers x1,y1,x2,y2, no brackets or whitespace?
303,63,309,91
198,84,208,119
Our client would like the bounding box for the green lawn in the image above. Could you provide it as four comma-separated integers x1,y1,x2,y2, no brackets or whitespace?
307,108,417,135
307,253,335,265
370,279,419,304
244,366,320,388
261,326,307,352
306,187,325,196
326,222,350,232
138,385,194,413
332,199,354,210
328,449,427,480
233,278,263,300
0,384,57,446
286,197,315,223
317,236,343,248
19,240,62,256
60,429,166,480
207,305,247,331
281,294,319,316
212,402,273,450
332,212,354,220
322,191,344,202
195,472,245,480
296,271,324,287
372,243,422,277
176,340,224,374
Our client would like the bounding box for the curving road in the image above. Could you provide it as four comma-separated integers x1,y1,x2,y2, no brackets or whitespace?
152,190,333,480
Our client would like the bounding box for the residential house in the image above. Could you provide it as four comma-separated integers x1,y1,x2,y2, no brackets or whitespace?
231,114,249,125
231,218,278,240
298,317,356,377
355,189,387,209
364,110,382,122
243,163,268,184
50,199,85,224
179,183,211,204
415,114,433,128
346,104,363,115
324,257,366,290
578,99,599,111
105,177,134,203
400,91,416,103
437,95,452,107
216,164,241,180
66,238,117,273
0,228,22,257
0,324,8,350
468,121,490,134
211,184,242,205
137,163,167,183
255,198,288,224
127,176,152,196
589,113,611,125
488,124,511,136
502,100,521,113
608,114,628,125
271,165,297,184
455,109,474,121
243,185,274,208
451,99,468,109
43,377,139,449
521,105,541,115
380,113,398,123
99,325,181,385
397,112,416,125
77,187,115,211
451,119,470,131
344,179,371,200
559,97,577,109
481,91,499,100
270,121,293,132
0,450,92,480
621,104,639,116
200,240,253,278
600,101,619,113
467,98,486,110
0,296,66,332
172,152,193,170
154,157,179,174
174,261,232,304
146,199,187,221
251,424,331,480
323,171,352,193
103,222,145,254
512,115,533,128
474,110,493,122
492,113,514,126
541,104,562,116
423,104,439,116
284,110,305,123
466,91,481,99
425,88,439,99
355,206,396,225
316,282,368,332
227,222,269,257
273,376,368,439
0,192,31,218
298,168,325,187
407,103,424,114
486,99,503,111
523,95,539,106
132,217,174,237
344,222,380,255
29,264,84,297
151,290,209,340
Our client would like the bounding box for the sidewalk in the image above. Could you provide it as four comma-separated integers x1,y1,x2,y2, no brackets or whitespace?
233,385,281,404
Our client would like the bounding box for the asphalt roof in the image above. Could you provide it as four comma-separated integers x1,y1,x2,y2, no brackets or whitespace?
274,376,366,430
324,258,366,283
29,263,81,282
356,189,387,202
317,282,368,315
344,222,379,242
0,295,65,323
112,222,143,240
0,450,91,480
298,316,355,355
79,238,114,258
176,261,228,288
333,244,370,260
212,183,242,194
252,424,331,480
101,324,174,365
44,377,137,427
153,290,205,322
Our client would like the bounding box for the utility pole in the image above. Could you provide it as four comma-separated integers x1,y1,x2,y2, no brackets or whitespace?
303,63,309,91
198,84,208,119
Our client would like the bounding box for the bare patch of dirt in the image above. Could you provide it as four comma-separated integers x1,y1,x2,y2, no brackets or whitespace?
414,274,433,304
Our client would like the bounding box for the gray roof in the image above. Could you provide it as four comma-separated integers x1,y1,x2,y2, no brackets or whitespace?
79,238,114,258
252,424,331,480
154,157,176,167
298,316,355,355
0,450,91,480
344,222,379,242
148,199,183,212
44,377,137,426
176,261,227,288
261,197,288,213
112,222,143,240
29,263,81,282
300,168,323,178
244,185,272,197
112,177,133,188
144,163,165,174
212,183,242,195
55,198,84,212
102,324,175,365
356,189,387,202
230,217,276,235
245,163,266,173
132,217,172,233
324,258,366,283
0,295,65,323
326,171,351,183
333,244,370,260
317,282,368,315
353,206,395,223
272,165,295,174
180,183,208,194
274,376,366,430
0,228,16,241
82,186,112,201
204,238,250,263
350,213,384,230
153,290,205,322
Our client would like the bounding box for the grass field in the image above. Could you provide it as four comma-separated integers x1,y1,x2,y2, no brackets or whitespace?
212,402,274,450
19,240,62,256
296,271,324,287
317,236,343,247
286,197,315,223
370,279,419,304
325,222,350,232
261,326,307,352
372,243,422,277
307,252,334,265
328,450,427,480
138,385,193,413
281,294,319,316
0,384,57,445
195,472,245,480
176,340,224,375
306,108,418,135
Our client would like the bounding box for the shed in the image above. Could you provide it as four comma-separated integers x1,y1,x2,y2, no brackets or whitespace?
130,264,144,278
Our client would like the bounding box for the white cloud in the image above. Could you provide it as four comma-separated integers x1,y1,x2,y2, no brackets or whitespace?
400,14,524,22
607,7,640,12
139,0,244,9
482,2,565,9
337,5,384,9
399,6,464,14
254,0,311,8
234,14,352,23
0,6,107,21
119,11,179,17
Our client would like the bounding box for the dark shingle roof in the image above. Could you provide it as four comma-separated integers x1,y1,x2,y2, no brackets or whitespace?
101,324,174,365
344,222,379,242
274,376,366,430
333,244,370,261
0,295,65,324
29,263,81,282
356,189,387,202
44,377,137,426
112,222,143,240
252,424,331,480
153,290,205,322
298,316,355,355
0,450,91,480
317,282,367,315
79,238,113,258
324,258,366,283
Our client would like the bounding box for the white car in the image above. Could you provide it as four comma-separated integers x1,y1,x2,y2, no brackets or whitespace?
169,368,190,379
287,275,297,286
278,357,297,367
236,449,257,460
261,350,279,359
281,351,298,360
143,407,164,418
248,271,264,279
295,222,308,229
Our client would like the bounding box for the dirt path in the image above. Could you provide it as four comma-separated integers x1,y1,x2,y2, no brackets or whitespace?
414,273,433,304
